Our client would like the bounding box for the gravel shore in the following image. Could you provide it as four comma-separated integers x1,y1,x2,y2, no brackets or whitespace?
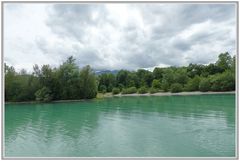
113,91,235,97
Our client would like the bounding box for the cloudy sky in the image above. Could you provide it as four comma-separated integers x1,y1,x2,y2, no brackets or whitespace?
4,3,236,72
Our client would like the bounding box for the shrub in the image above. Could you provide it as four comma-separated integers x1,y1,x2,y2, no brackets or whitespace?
199,78,211,92
162,81,169,92
152,79,161,89
129,87,137,93
210,73,222,91
185,76,201,91
209,71,235,91
35,87,52,102
170,83,183,93
121,87,137,94
149,88,158,94
138,87,148,94
112,88,120,95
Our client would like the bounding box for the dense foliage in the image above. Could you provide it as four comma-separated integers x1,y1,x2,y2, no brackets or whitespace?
199,78,211,92
99,52,235,94
170,83,183,93
112,88,120,95
138,86,148,94
149,88,159,94
5,56,97,102
5,52,235,102
122,87,138,94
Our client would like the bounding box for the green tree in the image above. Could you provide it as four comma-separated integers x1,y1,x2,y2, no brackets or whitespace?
153,67,163,79
126,72,139,88
149,87,158,94
152,79,161,89
121,87,137,94
112,88,120,95
35,86,52,102
98,73,116,92
162,69,175,85
136,69,153,87
216,52,232,71
231,55,235,73
117,83,124,91
210,71,235,91
138,86,148,94
144,71,154,87
161,81,170,92
199,78,211,92
33,64,41,76
5,64,42,101
99,85,107,93
187,63,204,78
203,63,224,76
79,65,97,99
57,57,80,99
116,70,129,87
185,76,201,91
5,64,17,101
4,52,236,102
170,83,183,93
174,69,189,85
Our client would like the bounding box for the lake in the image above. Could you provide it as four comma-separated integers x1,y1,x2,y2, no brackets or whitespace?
5,94,235,157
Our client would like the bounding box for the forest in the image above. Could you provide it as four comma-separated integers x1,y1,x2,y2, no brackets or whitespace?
5,52,235,102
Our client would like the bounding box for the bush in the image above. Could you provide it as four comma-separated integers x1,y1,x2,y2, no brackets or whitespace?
162,81,169,92
149,88,158,94
210,71,235,91
170,83,183,93
152,79,161,89
121,87,137,94
35,87,52,102
129,87,137,93
112,88,120,95
185,76,201,91
199,78,211,92
138,87,148,94
121,89,127,94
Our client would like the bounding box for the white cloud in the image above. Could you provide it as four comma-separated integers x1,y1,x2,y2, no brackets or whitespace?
4,3,237,72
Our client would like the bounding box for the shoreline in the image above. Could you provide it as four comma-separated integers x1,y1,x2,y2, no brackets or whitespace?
5,91,235,104
115,91,236,97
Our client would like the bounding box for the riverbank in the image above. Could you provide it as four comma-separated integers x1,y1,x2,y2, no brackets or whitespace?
114,91,236,97
5,91,235,104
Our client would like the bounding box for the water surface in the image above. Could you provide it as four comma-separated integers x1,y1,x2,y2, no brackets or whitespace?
5,94,235,157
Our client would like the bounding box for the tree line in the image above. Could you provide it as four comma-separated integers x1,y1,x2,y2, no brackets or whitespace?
5,52,235,102
98,52,235,94
5,56,97,102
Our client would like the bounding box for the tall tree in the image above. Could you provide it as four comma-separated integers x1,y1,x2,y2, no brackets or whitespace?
58,57,80,99
116,70,129,87
216,52,232,71
79,65,97,99
153,67,164,80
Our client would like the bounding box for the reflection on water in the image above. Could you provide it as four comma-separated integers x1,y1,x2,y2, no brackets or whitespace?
5,94,235,157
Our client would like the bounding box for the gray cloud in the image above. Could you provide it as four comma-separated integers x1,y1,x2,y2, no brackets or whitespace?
46,4,107,41
4,3,236,72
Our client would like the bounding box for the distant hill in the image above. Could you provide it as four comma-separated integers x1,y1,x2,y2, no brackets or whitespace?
94,70,119,75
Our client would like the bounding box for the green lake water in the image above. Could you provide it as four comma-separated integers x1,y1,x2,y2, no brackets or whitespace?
5,94,235,157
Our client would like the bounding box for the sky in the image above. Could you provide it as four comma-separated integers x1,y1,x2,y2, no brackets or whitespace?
4,3,236,72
